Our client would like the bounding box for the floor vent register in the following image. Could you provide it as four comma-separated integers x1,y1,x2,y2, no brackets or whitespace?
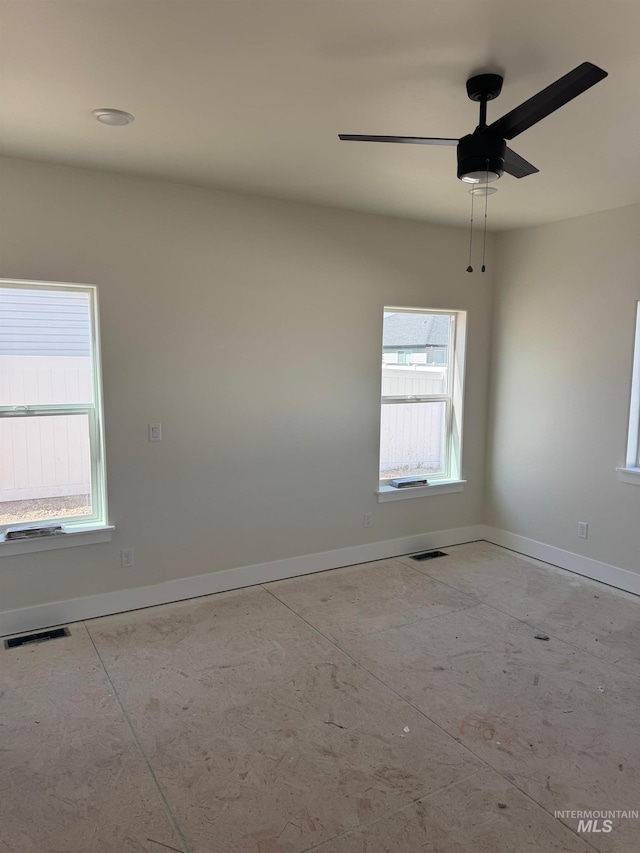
410,550,448,562
5,626,70,650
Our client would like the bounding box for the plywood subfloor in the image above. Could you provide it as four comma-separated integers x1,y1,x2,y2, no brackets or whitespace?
2,542,639,852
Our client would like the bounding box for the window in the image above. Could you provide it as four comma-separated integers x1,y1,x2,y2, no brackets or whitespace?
0,280,108,533
620,302,640,483
426,347,447,366
379,308,466,488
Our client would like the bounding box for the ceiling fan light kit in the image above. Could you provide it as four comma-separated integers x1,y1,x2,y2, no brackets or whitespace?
457,135,505,183
470,186,498,196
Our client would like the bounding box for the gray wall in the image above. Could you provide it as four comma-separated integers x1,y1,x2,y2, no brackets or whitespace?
488,203,640,573
0,156,494,611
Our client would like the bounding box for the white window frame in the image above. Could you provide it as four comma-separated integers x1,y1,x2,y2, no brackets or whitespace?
0,279,110,539
618,301,640,485
377,307,467,502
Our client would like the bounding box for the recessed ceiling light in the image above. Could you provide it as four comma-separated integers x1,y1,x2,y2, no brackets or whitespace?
469,186,498,196
92,108,134,126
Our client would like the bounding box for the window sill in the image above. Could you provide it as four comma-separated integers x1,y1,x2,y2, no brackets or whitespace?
376,479,466,502
617,467,640,485
0,524,114,557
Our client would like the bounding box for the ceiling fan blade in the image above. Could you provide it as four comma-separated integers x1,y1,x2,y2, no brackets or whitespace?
339,134,458,146
503,146,539,178
488,62,607,140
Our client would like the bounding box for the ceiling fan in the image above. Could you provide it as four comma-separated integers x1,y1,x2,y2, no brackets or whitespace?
339,62,608,184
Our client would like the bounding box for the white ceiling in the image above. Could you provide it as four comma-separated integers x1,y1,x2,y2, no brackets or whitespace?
2,0,639,230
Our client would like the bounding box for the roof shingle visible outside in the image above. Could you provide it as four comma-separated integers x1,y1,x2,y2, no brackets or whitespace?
383,312,449,348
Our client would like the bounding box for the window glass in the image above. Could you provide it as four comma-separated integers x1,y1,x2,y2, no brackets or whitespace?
380,309,462,485
624,302,640,470
380,401,447,479
0,281,106,532
0,287,93,406
0,414,92,525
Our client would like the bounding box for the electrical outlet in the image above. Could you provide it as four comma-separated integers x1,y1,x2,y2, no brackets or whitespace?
121,548,135,567
578,522,588,540
363,512,373,528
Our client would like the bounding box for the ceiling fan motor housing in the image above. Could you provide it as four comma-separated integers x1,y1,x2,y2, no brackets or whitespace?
457,133,506,182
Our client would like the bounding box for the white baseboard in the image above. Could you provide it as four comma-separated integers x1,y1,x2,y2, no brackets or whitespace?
483,526,640,597
0,525,485,637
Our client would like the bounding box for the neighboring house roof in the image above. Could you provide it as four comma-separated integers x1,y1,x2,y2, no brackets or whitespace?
0,288,91,357
383,313,449,348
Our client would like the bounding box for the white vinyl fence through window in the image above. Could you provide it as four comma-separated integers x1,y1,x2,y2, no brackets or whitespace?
0,357,92,500
379,364,447,477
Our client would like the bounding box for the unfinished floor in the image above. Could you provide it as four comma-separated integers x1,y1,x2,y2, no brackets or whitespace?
2,541,639,853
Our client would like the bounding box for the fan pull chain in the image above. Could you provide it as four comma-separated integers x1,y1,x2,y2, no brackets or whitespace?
481,160,489,273
466,189,475,273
